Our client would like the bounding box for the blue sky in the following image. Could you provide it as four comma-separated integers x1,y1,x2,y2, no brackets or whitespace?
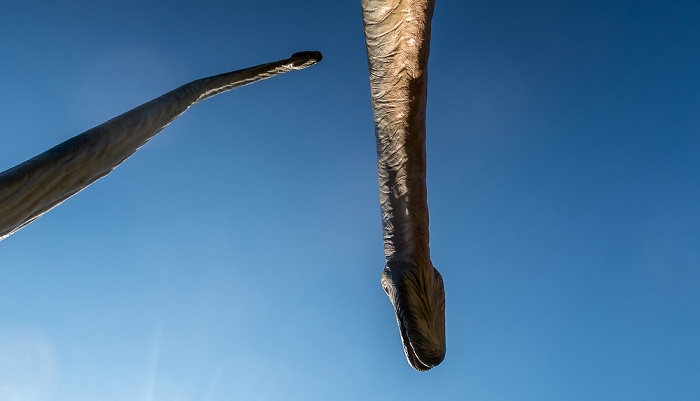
1,0,699,400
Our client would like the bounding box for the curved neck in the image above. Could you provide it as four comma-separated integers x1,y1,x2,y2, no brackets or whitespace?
0,52,321,240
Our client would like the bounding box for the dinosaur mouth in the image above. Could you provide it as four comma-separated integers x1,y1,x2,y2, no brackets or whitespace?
396,310,433,371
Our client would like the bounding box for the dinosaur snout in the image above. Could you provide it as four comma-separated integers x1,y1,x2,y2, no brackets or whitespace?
382,260,446,371
290,51,323,69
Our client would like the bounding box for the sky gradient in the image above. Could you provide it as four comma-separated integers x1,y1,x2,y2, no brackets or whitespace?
2,1,699,400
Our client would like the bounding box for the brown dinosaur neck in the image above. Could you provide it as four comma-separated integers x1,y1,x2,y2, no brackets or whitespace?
361,0,435,264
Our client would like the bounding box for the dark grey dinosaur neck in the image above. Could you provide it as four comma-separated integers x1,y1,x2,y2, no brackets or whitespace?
0,51,322,240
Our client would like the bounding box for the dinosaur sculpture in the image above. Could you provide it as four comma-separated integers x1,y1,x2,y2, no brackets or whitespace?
1,2,444,371
361,0,446,371
0,52,322,240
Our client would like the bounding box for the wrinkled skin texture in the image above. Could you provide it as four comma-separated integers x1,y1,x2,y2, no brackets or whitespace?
361,0,446,370
0,52,321,240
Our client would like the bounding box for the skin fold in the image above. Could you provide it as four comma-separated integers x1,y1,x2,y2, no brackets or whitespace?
361,0,446,371
0,51,322,241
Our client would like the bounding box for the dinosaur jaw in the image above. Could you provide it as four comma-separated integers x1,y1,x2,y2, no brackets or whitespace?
396,307,434,371
382,260,446,371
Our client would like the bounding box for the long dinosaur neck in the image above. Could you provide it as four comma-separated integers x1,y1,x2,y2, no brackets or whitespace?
0,52,321,241
361,0,435,263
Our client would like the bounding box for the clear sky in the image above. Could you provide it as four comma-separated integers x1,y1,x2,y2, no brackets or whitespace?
1,0,699,400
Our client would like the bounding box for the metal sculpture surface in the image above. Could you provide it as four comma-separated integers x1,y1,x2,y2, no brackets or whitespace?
0,52,322,240
361,0,446,371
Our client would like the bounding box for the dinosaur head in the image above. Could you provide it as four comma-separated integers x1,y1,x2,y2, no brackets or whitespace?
381,259,446,371
289,51,323,70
